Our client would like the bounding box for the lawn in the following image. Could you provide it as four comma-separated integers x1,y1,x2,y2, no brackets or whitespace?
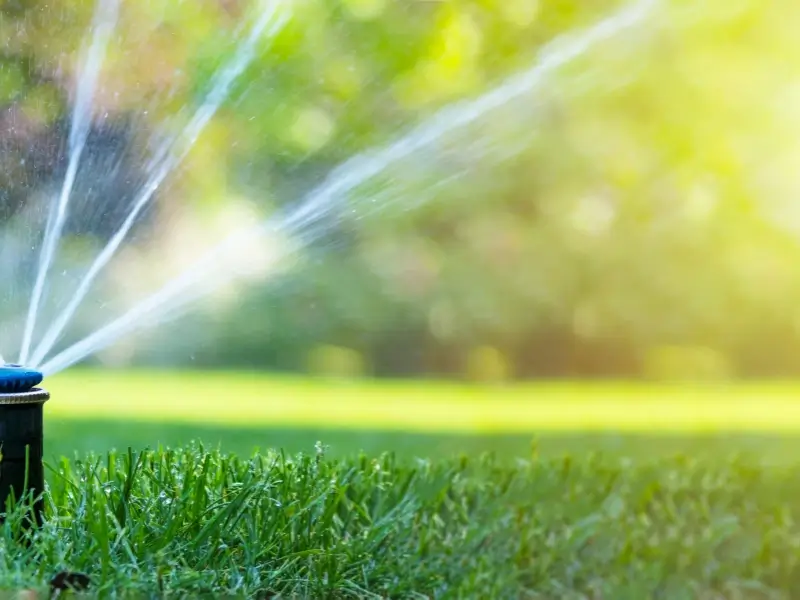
44,370,800,434
7,444,800,597
40,369,800,463
6,370,800,597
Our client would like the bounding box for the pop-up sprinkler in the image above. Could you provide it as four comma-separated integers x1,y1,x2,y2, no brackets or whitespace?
0,364,48,526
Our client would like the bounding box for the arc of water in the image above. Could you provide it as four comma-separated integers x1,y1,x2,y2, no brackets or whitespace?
28,0,289,367
18,0,120,366
38,0,657,375
261,0,658,237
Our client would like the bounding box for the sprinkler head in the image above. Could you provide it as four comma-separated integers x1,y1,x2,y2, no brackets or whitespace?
0,364,48,528
0,364,44,394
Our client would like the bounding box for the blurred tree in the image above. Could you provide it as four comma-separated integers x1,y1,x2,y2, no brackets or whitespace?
5,0,800,381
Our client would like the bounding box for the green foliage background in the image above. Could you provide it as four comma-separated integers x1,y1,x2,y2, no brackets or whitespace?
3,0,800,380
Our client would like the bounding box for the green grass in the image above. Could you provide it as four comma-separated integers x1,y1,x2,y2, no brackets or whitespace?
3,445,800,597
45,370,800,433
42,369,800,465
44,418,800,467
4,371,800,595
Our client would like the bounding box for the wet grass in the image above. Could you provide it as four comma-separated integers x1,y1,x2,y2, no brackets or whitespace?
2,444,799,597
15,370,800,595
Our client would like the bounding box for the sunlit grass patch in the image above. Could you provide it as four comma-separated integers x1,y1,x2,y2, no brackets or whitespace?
45,369,800,433
2,444,798,596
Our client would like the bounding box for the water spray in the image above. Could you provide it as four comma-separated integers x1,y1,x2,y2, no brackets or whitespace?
0,364,48,526
38,0,658,376
19,0,120,367
27,0,289,368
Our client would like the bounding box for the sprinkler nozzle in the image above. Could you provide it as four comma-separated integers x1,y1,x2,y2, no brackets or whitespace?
0,364,43,394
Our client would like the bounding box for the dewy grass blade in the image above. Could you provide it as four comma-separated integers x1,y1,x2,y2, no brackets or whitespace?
0,443,794,595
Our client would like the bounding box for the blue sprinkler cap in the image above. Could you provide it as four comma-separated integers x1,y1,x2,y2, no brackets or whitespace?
0,364,44,394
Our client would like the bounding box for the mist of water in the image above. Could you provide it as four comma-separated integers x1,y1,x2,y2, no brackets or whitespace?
38,0,657,376
27,0,289,368
18,0,120,366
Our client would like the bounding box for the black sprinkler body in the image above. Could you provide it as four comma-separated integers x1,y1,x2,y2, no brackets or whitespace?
0,365,48,526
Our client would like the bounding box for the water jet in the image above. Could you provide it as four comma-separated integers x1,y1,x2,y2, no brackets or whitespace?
0,364,48,527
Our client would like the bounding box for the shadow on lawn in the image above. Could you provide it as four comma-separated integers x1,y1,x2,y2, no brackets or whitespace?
44,418,800,465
